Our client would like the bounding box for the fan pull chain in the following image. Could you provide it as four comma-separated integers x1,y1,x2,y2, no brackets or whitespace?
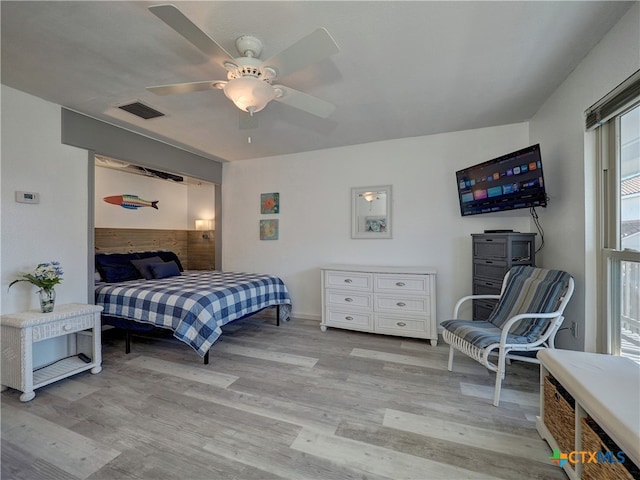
248,107,254,143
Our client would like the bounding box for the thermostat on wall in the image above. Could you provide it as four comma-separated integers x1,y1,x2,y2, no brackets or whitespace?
15,191,39,204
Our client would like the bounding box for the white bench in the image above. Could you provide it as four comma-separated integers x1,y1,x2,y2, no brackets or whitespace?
536,349,640,479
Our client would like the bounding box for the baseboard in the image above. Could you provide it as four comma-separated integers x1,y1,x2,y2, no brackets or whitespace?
260,307,320,322
290,312,321,322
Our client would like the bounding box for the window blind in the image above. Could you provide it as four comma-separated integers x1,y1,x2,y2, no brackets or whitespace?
585,69,640,131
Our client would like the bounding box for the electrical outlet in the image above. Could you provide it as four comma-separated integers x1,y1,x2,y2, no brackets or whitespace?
570,321,578,338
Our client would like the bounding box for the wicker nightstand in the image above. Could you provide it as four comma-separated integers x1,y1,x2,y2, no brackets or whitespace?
1,303,103,402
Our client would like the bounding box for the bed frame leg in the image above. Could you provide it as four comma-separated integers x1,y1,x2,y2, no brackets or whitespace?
277,305,280,326
125,330,131,354
204,350,209,365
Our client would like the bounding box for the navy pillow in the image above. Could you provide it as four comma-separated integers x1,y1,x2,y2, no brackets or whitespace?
130,256,163,280
149,261,181,279
95,253,142,283
138,251,184,272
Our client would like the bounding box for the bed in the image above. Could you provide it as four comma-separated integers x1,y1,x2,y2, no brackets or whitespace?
94,251,292,363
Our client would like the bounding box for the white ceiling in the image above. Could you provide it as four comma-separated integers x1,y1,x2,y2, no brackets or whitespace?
1,1,633,162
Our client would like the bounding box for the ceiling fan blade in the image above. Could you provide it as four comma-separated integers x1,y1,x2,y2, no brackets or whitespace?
261,28,339,79
273,85,335,118
146,80,221,96
149,4,234,66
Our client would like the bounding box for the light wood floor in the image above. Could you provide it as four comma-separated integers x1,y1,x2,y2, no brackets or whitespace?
1,314,566,480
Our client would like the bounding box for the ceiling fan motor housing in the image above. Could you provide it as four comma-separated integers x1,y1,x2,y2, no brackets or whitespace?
225,56,276,83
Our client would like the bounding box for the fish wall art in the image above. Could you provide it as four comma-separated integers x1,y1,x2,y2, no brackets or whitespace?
103,194,159,210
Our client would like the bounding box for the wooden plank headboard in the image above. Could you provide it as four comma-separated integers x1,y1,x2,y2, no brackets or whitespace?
94,228,216,270
95,228,189,267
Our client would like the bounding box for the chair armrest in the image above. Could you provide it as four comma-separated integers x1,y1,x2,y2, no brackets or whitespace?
498,310,564,345
453,294,500,318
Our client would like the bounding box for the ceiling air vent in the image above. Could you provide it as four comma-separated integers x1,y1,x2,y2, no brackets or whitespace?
118,101,165,120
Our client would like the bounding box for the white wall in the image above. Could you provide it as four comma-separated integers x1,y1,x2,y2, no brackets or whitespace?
223,123,532,322
95,166,215,230
187,182,216,231
529,3,640,351
1,86,89,314
1,86,90,366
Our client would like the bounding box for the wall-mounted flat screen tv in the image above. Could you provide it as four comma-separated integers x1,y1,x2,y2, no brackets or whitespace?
455,144,547,216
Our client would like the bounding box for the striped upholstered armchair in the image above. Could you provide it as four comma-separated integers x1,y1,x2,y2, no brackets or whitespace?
441,266,574,406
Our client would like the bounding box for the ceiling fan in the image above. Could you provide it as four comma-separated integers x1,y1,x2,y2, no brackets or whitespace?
146,4,340,119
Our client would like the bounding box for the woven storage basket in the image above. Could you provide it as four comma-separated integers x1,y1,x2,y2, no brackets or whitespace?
543,375,575,454
581,417,639,480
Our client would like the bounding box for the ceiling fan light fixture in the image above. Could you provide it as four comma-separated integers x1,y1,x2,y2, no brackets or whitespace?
223,76,276,113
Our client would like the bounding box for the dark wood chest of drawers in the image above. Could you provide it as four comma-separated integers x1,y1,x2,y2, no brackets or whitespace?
472,233,536,320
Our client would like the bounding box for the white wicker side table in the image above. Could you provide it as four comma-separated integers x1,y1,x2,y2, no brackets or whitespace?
1,303,103,402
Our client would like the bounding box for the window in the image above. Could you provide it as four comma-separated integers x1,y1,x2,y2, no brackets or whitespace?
596,100,640,363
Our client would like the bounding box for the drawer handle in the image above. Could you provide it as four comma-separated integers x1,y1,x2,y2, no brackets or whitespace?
344,297,353,302
396,302,406,307
345,316,354,321
485,260,493,264
396,322,406,327
62,324,72,331
344,279,353,284
395,282,406,287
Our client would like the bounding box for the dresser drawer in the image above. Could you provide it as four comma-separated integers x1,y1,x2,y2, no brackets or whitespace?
326,290,373,310
473,278,502,295
325,309,373,329
473,259,508,281
31,313,96,342
325,271,373,291
473,299,498,321
375,314,429,336
374,274,428,294
473,235,535,262
374,295,429,315
473,236,508,259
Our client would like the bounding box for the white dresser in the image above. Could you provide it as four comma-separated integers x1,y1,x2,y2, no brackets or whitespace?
321,265,437,346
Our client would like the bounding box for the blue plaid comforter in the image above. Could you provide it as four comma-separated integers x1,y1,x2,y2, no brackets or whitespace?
95,271,292,357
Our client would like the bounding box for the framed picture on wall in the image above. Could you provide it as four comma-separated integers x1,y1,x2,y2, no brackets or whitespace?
261,193,279,214
260,219,279,240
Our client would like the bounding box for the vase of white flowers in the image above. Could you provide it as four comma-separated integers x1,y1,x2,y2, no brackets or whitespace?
9,261,64,313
